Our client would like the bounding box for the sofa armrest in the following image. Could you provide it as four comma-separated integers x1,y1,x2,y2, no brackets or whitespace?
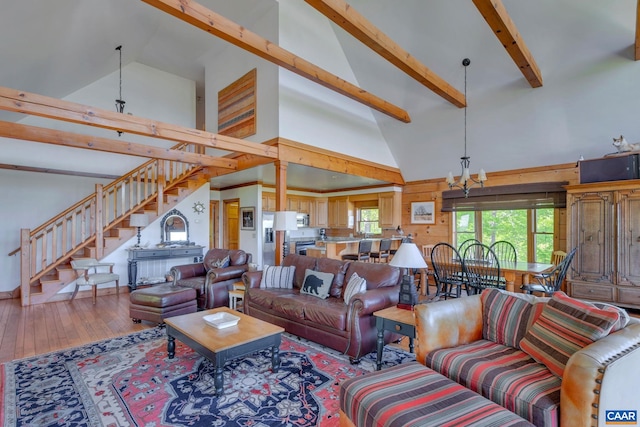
206,265,248,284
243,271,263,289
414,295,483,365
170,263,206,281
349,286,399,316
561,320,640,427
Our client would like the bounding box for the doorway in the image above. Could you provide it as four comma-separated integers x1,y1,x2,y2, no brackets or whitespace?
224,199,239,250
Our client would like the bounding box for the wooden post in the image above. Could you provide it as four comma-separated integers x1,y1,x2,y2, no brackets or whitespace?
157,160,165,216
275,161,288,265
95,184,104,259
20,228,30,306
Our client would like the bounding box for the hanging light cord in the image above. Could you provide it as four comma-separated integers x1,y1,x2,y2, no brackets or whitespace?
463,58,468,158
115,45,125,114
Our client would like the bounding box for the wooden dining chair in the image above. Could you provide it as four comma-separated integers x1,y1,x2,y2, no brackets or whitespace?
550,250,567,266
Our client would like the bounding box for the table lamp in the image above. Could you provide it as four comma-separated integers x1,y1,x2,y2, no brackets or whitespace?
274,211,298,259
389,242,428,310
129,213,149,247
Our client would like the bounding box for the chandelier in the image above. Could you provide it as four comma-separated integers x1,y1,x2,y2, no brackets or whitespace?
446,58,486,197
115,45,125,136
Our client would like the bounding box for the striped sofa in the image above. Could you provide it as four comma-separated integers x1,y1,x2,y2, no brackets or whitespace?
413,289,640,427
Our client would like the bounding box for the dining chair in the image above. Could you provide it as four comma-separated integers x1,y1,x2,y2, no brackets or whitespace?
462,243,505,294
457,239,480,260
370,239,392,263
521,248,577,296
489,241,517,264
420,244,435,295
70,258,120,304
430,242,467,299
342,239,373,262
550,250,567,266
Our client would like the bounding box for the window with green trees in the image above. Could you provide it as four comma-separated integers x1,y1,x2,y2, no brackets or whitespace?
358,207,381,235
455,208,554,263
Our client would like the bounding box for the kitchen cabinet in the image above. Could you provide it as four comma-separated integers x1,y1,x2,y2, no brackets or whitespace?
286,196,311,214
262,193,276,211
312,198,328,227
566,181,640,309
378,192,402,228
328,196,353,228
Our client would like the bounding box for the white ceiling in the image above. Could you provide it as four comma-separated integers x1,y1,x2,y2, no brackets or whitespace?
2,0,638,190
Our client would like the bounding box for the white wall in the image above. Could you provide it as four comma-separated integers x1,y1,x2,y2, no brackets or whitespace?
0,62,198,295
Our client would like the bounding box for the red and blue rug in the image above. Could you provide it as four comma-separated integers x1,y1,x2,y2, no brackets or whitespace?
1,327,413,426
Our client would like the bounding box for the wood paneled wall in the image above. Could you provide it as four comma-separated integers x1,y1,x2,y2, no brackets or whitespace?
401,162,579,251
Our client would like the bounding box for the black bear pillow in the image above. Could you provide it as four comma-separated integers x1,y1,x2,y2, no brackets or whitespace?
300,269,334,299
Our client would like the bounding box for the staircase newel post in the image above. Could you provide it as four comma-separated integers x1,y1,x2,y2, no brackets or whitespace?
95,184,104,259
157,160,165,217
20,228,31,306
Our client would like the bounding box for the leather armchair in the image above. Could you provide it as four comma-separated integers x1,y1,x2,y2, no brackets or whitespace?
170,248,251,309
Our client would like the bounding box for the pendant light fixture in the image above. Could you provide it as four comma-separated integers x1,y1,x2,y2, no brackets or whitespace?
115,45,125,136
446,58,486,197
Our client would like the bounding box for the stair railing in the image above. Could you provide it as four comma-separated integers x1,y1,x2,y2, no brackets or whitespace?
18,143,201,305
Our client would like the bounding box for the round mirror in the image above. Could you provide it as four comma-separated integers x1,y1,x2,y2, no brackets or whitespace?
160,209,190,246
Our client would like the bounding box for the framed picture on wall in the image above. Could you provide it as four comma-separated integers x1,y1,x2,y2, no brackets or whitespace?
411,201,435,224
240,206,255,230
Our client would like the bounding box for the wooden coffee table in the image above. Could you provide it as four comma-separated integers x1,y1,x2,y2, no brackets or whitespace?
165,307,284,396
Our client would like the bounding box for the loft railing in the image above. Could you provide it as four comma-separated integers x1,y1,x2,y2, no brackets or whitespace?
18,143,201,304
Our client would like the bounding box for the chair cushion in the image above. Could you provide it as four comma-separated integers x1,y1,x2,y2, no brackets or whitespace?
260,265,295,289
300,269,333,299
426,340,560,427
481,289,533,348
519,291,620,378
343,272,367,304
76,273,119,286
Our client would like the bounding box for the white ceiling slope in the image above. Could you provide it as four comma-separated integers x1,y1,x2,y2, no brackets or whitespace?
2,0,639,186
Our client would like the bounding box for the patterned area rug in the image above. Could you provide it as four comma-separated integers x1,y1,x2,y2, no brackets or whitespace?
1,327,414,426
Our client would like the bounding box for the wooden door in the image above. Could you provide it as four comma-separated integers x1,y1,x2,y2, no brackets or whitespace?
618,190,640,287
224,199,239,250
568,191,614,284
209,200,218,249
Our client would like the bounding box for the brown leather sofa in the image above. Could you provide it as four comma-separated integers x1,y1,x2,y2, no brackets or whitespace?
170,248,251,310
242,254,402,362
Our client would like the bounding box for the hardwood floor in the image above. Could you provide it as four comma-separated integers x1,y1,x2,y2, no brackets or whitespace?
0,292,152,364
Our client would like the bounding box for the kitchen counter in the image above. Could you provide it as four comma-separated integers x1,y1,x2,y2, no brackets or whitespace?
315,237,403,260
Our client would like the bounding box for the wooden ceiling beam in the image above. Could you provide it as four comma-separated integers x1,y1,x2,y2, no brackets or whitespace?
304,0,466,108
140,0,411,123
0,86,277,159
0,121,238,169
636,0,640,60
472,0,543,88
276,137,405,185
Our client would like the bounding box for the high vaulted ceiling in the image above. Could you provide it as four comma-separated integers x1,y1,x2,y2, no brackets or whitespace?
2,0,639,190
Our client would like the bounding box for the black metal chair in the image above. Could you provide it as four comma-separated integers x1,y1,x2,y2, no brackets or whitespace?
431,242,467,299
457,239,480,260
370,238,392,263
489,240,517,264
342,239,373,262
521,248,577,296
463,243,505,295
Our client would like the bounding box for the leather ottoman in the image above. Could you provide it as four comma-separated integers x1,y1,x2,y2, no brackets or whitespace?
130,284,197,324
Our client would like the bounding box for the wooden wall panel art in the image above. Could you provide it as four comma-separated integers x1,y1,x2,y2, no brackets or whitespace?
218,68,257,138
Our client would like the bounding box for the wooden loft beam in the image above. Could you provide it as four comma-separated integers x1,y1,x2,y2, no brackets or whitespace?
304,0,466,108
636,0,640,60
140,0,411,123
276,137,405,185
0,121,237,169
0,86,277,159
472,0,543,88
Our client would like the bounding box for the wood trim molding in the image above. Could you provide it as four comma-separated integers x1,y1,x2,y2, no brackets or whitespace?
0,163,119,180
0,86,278,159
472,0,543,88
141,0,411,123
304,0,466,108
0,121,237,169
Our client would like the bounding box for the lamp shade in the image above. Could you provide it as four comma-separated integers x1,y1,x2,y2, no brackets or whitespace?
274,211,297,231
129,214,149,227
389,243,428,269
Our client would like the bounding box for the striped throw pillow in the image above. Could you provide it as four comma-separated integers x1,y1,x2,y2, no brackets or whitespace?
260,265,296,289
519,291,620,378
481,288,533,348
343,272,367,304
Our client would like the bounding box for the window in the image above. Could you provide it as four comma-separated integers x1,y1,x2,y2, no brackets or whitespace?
357,207,381,235
453,208,554,263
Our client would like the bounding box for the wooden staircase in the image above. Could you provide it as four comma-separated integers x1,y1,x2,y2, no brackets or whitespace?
18,143,209,306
